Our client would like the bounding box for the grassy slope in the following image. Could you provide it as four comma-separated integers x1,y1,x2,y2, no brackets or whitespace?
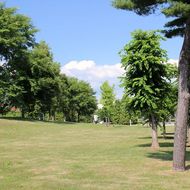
0,119,190,190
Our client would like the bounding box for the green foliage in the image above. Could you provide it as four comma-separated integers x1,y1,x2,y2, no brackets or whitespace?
99,81,115,120
28,41,60,117
64,77,97,122
120,30,169,118
0,3,37,60
112,0,190,38
0,3,37,115
111,97,139,125
158,64,178,123
0,3,97,122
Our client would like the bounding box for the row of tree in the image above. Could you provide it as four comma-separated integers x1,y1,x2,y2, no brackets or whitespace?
97,81,140,125
0,3,97,122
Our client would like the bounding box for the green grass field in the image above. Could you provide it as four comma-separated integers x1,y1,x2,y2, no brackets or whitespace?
0,119,190,190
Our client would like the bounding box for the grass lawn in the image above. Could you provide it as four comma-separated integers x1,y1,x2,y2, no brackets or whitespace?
0,119,190,190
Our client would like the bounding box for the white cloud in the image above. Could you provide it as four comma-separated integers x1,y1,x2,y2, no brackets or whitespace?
61,60,125,99
61,60,124,79
60,59,178,100
63,60,95,71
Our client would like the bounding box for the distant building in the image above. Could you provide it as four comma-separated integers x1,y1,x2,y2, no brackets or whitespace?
167,59,178,67
97,103,103,109
93,115,98,124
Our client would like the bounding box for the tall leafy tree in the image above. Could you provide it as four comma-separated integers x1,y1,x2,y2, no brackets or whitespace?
100,81,116,124
65,77,97,122
75,80,97,122
29,41,60,119
120,30,168,149
57,74,70,119
0,3,36,60
112,0,190,171
0,3,37,113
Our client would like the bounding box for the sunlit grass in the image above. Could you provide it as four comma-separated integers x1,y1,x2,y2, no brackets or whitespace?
0,119,190,190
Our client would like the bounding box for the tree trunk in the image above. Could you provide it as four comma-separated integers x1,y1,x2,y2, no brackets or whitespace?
78,113,80,123
21,109,25,119
163,120,166,139
173,18,190,171
48,110,51,121
52,111,55,121
151,114,159,149
186,126,190,146
105,117,109,127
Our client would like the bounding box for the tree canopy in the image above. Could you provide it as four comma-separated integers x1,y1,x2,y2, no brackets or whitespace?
112,0,190,38
120,30,171,148
99,81,115,124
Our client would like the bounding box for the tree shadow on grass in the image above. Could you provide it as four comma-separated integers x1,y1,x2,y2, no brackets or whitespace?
147,151,190,171
138,135,174,140
137,142,174,148
146,150,190,161
147,151,173,161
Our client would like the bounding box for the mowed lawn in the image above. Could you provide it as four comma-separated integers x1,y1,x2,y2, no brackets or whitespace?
1,119,190,190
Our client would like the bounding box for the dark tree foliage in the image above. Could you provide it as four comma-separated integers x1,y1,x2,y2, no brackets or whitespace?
65,77,97,122
0,3,37,115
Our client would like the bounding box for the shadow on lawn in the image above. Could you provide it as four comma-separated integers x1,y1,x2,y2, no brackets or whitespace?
147,151,173,161
139,135,174,140
146,151,190,161
138,142,174,148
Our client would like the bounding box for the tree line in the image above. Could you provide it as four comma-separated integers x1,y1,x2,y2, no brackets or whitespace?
0,3,97,122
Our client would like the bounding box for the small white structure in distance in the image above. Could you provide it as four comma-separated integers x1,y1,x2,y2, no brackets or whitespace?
97,103,103,109
93,115,98,124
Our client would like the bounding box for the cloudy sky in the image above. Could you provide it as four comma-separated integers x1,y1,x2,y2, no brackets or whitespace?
5,0,182,99
61,60,124,98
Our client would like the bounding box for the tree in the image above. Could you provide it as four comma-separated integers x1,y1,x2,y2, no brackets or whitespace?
120,30,169,149
0,3,37,115
74,79,97,122
0,3,36,60
100,81,116,125
12,41,61,119
112,0,190,171
28,41,60,119
111,97,139,125
65,77,97,122
158,64,178,137
57,74,70,120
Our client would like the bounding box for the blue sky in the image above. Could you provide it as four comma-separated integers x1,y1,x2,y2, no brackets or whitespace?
5,0,182,98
